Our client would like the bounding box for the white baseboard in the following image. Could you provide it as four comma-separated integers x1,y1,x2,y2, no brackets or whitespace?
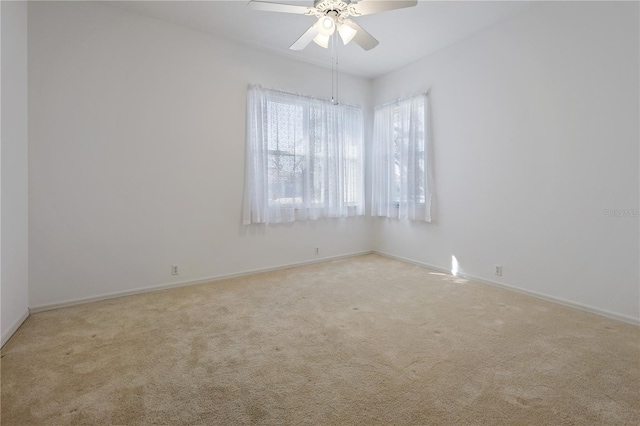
29,250,374,314
374,250,640,327
27,249,638,327
1,309,30,348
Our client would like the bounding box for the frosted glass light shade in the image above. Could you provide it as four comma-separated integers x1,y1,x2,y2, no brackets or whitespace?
318,16,336,36
337,22,357,45
313,33,331,48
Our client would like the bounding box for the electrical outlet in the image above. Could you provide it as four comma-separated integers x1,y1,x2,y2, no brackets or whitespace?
171,265,179,275
315,247,320,255
494,265,502,276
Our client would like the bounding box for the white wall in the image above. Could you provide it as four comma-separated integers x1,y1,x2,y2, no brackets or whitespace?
25,1,640,323
1,0,30,345
373,2,639,322
28,1,373,308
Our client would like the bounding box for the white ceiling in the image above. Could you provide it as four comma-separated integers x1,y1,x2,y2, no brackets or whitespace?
108,0,538,78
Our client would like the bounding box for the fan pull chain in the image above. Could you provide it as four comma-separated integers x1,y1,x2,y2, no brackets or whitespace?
331,34,335,105
331,33,339,105
335,34,339,106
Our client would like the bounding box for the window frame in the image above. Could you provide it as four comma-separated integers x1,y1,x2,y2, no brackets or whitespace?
243,86,365,224
371,92,432,222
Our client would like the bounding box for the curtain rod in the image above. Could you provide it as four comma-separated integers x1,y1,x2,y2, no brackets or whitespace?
375,90,430,110
248,84,360,109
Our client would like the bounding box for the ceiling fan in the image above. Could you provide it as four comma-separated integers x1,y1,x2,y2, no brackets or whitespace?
248,0,418,51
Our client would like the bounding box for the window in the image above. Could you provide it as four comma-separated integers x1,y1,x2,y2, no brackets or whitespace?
371,93,432,221
243,86,364,224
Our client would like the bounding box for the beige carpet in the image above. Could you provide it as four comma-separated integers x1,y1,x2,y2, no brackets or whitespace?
1,254,639,425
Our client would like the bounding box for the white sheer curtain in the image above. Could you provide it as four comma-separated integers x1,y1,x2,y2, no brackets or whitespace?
371,93,432,222
243,85,364,224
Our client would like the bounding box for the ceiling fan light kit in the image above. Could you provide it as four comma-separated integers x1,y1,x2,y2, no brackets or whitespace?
319,14,336,34
248,0,418,51
337,20,357,45
313,32,331,48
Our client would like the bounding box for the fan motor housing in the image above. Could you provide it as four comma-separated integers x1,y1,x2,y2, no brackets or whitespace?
314,0,351,13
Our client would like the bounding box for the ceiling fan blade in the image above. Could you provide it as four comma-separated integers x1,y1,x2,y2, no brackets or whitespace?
350,0,418,16
344,20,379,51
290,24,320,50
248,1,314,15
